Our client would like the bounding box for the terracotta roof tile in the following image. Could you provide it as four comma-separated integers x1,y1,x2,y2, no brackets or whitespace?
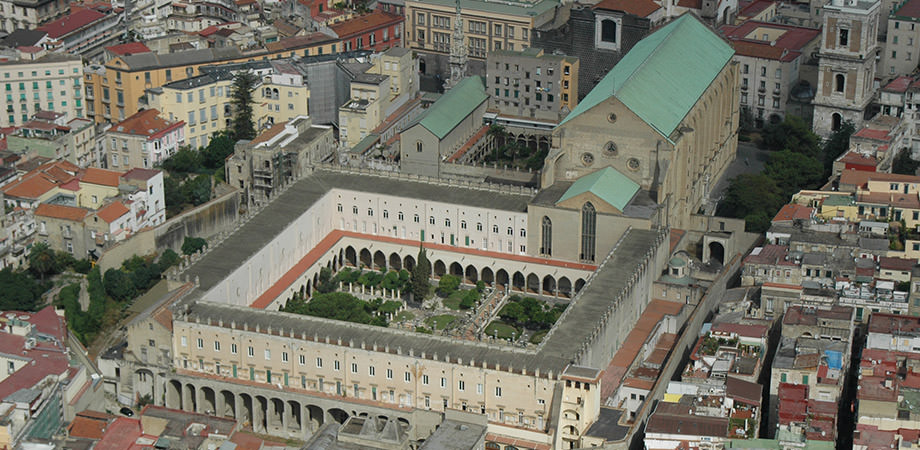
37,6,106,39
329,11,402,38
34,203,89,221
96,201,130,223
121,168,160,181
105,42,151,56
594,0,661,16
249,121,288,146
81,167,122,187
772,204,814,223
110,109,184,139
68,415,110,439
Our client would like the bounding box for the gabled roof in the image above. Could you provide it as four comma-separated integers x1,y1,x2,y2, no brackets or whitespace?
34,203,88,221
593,0,660,17
0,30,48,49
109,109,183,139
558,14,734,139
81,167,122,187
37,7,106,39
96,201,130,223
105,42,151,56
331,12,402,38
122,168,160,181
418,77,488,140
557,166,639,212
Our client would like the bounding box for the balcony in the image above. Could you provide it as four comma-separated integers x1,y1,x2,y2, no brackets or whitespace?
740,84,748,91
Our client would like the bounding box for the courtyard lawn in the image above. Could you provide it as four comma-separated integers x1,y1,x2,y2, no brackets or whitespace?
529,330,548,344
425,314,457,330
485,321,519,340
395,311,415,322
442,291,464,310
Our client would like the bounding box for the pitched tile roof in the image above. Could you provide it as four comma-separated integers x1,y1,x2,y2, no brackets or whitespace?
720,21,819,62
110,109,183,139
330,11,401,38
81,167,122,187
37,7,106,39
557,166,640,212
96,201,130,223
772,204,814,223
34,203,89,221
105,42,151,56
884,75,914,93
68,414,110,439
122,168,160,181
560,14,733,139
895,0,920,19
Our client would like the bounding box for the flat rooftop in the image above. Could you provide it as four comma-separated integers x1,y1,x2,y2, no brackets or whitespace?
182,228,664,373
183,168,534,293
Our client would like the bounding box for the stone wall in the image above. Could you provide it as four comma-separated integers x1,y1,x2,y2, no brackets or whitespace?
154,188,241,253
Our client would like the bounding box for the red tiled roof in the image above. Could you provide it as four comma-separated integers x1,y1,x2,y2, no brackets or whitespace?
249,121,288,146
105,42,151,56
593,0,661,16
853,127,892,141
772,204,813,223
97,201,129,223
122,168,160,181
68,415,110,439
884,75,914,93
677,0,702,8
81,167,122,187
711,322,768,339
330,11,402,38
264,32,336,52
839,150,878,167
720,21,820,62
879,256,916,271
110,109,183,139
34,203,89,221
95,417,145,450
738,0,773,17
725,376,762,406
2,173,57,200
840,169,920,189
37,7,106,39
446,125,489,162
0,307,70,401
896,0,920,18
869,312,920,335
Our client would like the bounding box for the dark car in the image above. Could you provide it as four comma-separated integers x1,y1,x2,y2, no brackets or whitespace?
119,407,134,417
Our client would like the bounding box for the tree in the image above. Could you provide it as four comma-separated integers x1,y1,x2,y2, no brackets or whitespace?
410,246,431,301
760,115,821,157
158,249,181,269
437,274,461,296
0,267,46,311
164,175,184,215
718,174,785,233
822,121,855,176
181,174,211,206
202,131,236,170
28,242,57,280
161,149,203,174
104,268,136,302
893,149,920,175
230,71,258,141
181,236,207,255
764,150,825,198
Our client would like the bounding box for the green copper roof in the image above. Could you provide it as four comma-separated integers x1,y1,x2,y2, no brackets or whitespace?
558,14,734,139
419,76,488,140
557,166,639,211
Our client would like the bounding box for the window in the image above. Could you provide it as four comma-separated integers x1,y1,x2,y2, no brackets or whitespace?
197,338,203,349
181,336,187,347
835,74,845,93
507,227,513,235
601,19,617,43
495,386,502,397
282,352,289,362
299,354,305,365
520,228,526,237
316,357,323,368
231,344,237,354
334,360,340,371
839,28,849,47
441,377,447,388
387,368,393,379
541,216,552,255
459,380,466,391
423,375,429,385
493,225,499,233
264,349,271,360
383,210,389,219
351,363,358,373
581,202,596,262
461,220,467,229
405,372,411,382
337,203,343,212
368,208,374,216
429,216,436,225
247,346,254,357
369,366,375,376
353,206,358,215
398,212,404,221
414,214,420,223
214,341,220,351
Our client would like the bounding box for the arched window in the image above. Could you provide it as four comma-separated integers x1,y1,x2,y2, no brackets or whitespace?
541,216,552,256
398,212,404,221
832,113,842,131
601,19,617,43
460,220,467,229
416,141,423,152
429,216,435,225
581,202,596,262
835,73,845,93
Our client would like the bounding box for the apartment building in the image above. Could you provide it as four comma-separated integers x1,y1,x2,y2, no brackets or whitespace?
0,50,83,127
227,115,335,203
720,20,820,127
404,0,560,75
0,0,68,32
36,5,123,61
104,109,185,170
330,11,403,53
6,111,96,167
882,0,920,78
486,48,578,122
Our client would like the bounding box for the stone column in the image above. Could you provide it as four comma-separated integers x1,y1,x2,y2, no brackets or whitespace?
216,390,226,418
281,400,290,432
254,399,266,433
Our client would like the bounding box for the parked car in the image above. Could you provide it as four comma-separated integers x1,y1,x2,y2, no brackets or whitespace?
119,407,134,417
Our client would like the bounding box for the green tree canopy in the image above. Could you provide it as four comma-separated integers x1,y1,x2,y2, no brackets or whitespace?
28,242,57,280
760,115,821,157
894,149,920,175
230,71,258,141
181,174,211,206
437,274,461,296
822,121,855,175
718,173,785,233
410,246,431,301
764,149,826,197
161,149,204,174
202,131,236,169
0,267,46,311
104,268,136,302
181,236,207,255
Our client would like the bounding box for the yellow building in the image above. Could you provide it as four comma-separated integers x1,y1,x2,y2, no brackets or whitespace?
149,62,310,149
86,35,338,125
404,0,561,63
791,190,859,222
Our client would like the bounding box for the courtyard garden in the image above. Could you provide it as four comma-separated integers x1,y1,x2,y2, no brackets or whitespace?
484,295,567,344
